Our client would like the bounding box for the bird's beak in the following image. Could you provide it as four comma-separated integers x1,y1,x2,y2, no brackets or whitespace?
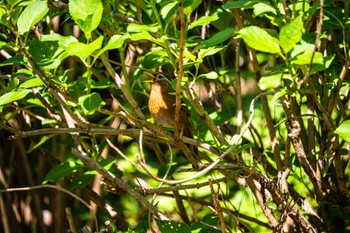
143,72,155,83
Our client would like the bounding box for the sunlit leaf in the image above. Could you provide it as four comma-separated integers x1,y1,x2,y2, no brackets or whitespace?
188,13,219,30
17,0,49,34
19,77,44,89
161,1,178,20
0,89,31,106
69,0,103,38
259,73,283,90
253,2,276,16
198,71,218,79
237,26,281,54
197,46,225,60
335,120,350,142
66,36,103,60
279,16,303,53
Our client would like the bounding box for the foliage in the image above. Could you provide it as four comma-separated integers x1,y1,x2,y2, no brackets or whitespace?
0,0,350,232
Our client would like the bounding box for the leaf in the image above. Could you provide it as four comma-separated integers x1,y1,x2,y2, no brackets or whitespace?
160,1,178,20
184,0,202,16
78,92,105,115
198,71,218,79
28,39,60,69
237,26,281,54
19,77,44,89
279,16,303,53
127,30,167,47
253,2,276,16
42,161,83,184
291,51,324,65
259,73,283,90
156,220,191,233
28,134,54,153
224,0,256,9
103,34,128,51
188,13,219,30
197,46,225,59
42,34,78,49
201,28,234,47
127,23,159,33
17,0,49,34
0,56,26,67
66,36,103,60
335,120,350,142
69,0,103,38
0,89,31,106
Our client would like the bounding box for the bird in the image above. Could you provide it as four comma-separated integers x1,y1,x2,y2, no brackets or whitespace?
146,72,199,167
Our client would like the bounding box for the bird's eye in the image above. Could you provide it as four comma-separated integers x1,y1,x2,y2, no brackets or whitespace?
156,74,167,81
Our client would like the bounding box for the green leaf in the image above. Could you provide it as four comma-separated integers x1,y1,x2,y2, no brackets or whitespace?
253,2,276,16
69,0,103,38
95,34,129,59
197,46,225,59
188,13,219,30
259,73,283,90
0,41,6,49
335,120,350,142
0,89,31,106
127,23,159,33
198,71,218,79
224,0,256,9
279,16,303,53
184,0,202,16
0,56,26,67
291,51,324,65
28,39,60,69
17,0,49,34
201,28,234,47
42,34,78,50
237,26,281,54
156,220,191,233
160,1,178,20
78,92,105,115
19,77,44,89
28,134,54,153
42,161,83,184
140,49,170,69
66,36,103,60
127,30,167,47
104,34,128,51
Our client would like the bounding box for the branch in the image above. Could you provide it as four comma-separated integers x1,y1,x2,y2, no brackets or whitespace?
0,184,98,229
174,1,186,140
71,148,168,221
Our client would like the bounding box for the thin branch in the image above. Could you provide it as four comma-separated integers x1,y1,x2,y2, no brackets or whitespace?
0,184,98,228
174,1,186,140
208,177,226,233
297,0,324,86
71,148,168,221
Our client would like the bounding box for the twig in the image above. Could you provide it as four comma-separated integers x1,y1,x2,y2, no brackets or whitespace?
135,177,227,194
297,0,324,86
174,1,186,140
0,184,98,229
65,208,78,233
71,148,168,221
208,177,226,233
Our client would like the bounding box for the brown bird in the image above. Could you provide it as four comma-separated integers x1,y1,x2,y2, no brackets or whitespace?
146,72,199,168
